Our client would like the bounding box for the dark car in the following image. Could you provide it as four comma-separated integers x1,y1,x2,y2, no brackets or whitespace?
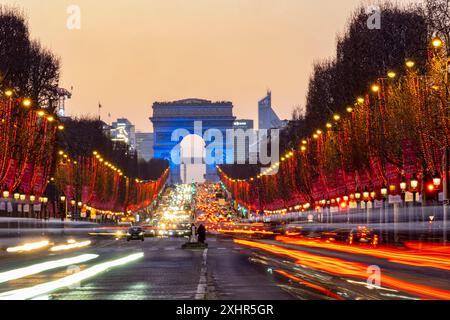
320,226,378,245
126,226,145,241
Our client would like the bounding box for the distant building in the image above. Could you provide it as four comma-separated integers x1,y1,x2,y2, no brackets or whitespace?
135,132,154,161
258,90,283,130
232,119,254,164
111,118,136,150
100,120,112,138
52,87,72,117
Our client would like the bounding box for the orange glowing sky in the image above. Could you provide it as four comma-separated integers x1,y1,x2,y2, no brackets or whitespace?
5,0,415,131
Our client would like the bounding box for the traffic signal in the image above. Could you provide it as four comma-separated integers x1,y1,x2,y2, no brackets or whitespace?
424,182,436,201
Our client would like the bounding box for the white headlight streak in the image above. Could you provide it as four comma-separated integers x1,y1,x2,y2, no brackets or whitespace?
0,254,98,284
0,252,144,300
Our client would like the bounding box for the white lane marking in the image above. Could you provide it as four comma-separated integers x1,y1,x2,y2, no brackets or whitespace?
0,254,98,284
195,248,208,300
0,252,144,300
217,247,227,250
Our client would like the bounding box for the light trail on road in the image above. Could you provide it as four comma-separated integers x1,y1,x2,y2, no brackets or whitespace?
234,239,450,299
275,236,450,271
0,252,144,300
0,254,98,284
6,240,50,253
49,240,92,252
217,229,275,235
274,269,344,300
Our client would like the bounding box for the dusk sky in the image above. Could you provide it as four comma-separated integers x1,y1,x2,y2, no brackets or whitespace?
5,0,415,131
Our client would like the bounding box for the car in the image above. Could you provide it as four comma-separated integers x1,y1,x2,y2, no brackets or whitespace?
320,229,352,243
320,227,379,245
126,226,145,241
349,226,378,245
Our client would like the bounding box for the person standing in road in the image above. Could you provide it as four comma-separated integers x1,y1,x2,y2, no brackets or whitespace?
197,224,206,244
190,223,197,243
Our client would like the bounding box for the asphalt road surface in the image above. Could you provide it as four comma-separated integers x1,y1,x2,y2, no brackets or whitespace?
1,233,449,300
0,235,295,300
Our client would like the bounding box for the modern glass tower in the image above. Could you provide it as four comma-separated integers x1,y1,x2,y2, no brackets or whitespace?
258,90,283,130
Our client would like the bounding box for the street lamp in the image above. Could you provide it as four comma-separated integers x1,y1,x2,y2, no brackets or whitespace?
363,187,370,223
22,98,31,107
400,177,407,206
387,71,397,79
60,196,67,221
381,185,388,197
410,174,418,205
42,197,48,220
2,191,9,199
432,37,443,48
400,178,407,193
355,190,361,201
433,171,441,205
363,188,370,200
406,60,415,68
433,171,441,188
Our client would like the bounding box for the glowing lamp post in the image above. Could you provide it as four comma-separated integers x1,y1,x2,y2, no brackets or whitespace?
60,195,67,221
433,171,441,204
410,174,418,205
363,187,370,224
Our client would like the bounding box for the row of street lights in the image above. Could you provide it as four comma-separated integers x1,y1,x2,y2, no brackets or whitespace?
1,190,49,218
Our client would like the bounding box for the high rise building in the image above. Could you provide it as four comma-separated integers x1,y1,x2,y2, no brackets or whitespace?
111,118,136,150
135,132,154,161
258,90,283,130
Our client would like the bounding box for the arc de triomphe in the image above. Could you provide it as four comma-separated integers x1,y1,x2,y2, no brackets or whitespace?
150,98,236,184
